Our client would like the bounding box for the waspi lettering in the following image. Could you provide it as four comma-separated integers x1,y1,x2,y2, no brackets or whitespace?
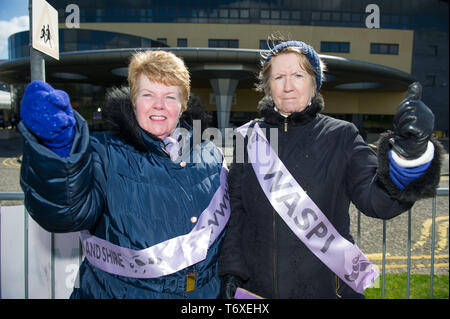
264,168,336,254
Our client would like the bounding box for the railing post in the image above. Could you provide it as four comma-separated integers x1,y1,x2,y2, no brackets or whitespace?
357,210,361,247
0,200,2,299
429,197,437,299
24,210,29,299
381,219,387,299
407,209,412,299
51,232,55,299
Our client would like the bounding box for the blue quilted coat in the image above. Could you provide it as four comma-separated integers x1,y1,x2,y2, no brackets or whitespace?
19,87,225,298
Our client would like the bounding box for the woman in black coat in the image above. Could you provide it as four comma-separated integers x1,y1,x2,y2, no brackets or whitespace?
218,40,442,299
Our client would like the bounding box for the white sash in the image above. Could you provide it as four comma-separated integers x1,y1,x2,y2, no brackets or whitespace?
80,165,230,279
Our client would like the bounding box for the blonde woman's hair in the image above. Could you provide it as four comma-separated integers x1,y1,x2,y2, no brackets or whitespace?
128,50,191,112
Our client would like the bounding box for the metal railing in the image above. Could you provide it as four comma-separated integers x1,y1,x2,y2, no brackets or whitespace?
1,189,449,299
355,188,449,299
1,192,82,299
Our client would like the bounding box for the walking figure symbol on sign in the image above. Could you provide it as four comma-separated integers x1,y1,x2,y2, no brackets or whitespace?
40,24,52,47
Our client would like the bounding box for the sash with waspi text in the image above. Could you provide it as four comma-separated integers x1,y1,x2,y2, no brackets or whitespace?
79,164,230,279
237,121,378,294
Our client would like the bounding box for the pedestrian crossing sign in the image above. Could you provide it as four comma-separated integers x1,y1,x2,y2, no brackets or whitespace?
32,0,59,60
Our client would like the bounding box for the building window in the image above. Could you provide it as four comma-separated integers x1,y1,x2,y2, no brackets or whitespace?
157,7,167,19
425,74,436,87
209,9,218,18
427,45,438,56
320,41,350,53
208,39,239,48
219,9,228,18
342,12,351,22
281,11,290,20
291,11,301,21
259,40,283,50
157,38,167,45
370,43,399,55
332,12,341,22
240,9,249,19
271,10,280,19
311,11,321,21
230,9,239,19
177,7,188,18
351,13,361,23
177,38,187,47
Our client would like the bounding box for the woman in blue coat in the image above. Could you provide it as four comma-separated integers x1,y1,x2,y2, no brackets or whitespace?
18,50,229,298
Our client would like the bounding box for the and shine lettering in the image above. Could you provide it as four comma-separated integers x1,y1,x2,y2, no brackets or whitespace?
84,240,124,268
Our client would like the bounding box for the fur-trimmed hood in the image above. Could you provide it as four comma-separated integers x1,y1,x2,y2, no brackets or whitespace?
102,86,210,153
257,93,325,125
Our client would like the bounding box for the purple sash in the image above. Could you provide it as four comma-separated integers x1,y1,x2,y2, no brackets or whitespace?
237,122,378,294
80,165,230,278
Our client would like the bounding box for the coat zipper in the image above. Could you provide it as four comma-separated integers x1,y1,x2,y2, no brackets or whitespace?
273,118,288,298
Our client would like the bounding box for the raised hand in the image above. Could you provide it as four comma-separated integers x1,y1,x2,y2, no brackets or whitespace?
390,82,434,159
20,81,75,157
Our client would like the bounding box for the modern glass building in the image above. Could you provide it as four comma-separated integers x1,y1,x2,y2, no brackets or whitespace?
0,0,448,136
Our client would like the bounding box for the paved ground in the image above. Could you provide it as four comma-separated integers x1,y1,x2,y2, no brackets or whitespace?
1,130,449,276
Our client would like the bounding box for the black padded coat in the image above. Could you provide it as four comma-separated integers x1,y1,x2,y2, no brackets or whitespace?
218,95,442,299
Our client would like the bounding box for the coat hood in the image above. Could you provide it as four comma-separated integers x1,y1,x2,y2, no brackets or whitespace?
102,86,210,153
257,93,325,126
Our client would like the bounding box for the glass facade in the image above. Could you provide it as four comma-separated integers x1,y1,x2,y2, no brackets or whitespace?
48,0,448,31
3,0,447,134
8,29,167,59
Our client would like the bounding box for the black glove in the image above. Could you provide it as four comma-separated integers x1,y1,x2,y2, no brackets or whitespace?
220,274,243,299
390,82,434,160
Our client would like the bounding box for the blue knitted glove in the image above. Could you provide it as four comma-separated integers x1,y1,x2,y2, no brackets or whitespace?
20,81,75,157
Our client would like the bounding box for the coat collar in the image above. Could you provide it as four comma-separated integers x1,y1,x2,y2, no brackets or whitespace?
257,93,325,126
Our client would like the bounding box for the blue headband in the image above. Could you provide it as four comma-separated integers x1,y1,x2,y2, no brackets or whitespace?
264,40,322,91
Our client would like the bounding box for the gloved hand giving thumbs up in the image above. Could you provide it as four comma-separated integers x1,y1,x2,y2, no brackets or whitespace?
20,81,75,157
390,82,435,160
